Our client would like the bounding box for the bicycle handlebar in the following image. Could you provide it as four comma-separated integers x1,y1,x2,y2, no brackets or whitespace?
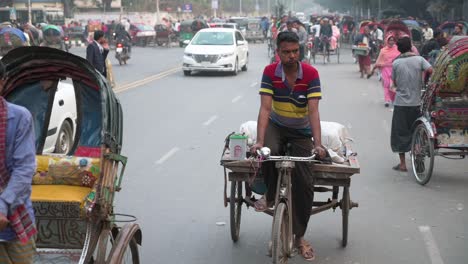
256,147,318,162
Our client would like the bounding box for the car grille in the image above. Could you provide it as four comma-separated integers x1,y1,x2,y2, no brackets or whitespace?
194,54,220,63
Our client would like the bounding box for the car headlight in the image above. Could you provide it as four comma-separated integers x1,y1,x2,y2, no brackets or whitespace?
221,53,234,58
184,53,193,58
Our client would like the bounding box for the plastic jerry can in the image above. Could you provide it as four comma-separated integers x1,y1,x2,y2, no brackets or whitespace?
229,134,248,160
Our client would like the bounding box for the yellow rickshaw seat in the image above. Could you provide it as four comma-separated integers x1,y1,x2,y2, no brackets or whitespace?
31,185,92,208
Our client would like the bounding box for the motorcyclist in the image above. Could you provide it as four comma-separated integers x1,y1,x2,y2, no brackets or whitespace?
113,24,132,55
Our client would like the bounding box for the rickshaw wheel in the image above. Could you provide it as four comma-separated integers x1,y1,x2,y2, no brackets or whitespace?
341,186,350,247
230,181,243,242
108,223,141,264
411,124,435,185
93,227,116,263
272,202,291,264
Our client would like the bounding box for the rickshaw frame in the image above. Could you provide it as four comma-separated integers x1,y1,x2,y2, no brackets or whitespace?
0,47,141,263
409,36,468,185
221,141,360,264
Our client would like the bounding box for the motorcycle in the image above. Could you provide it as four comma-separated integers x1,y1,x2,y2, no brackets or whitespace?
115,42,129,65
63,36,71,52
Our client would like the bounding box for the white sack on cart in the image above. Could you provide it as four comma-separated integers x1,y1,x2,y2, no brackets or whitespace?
320,121,353,157
239,121,257,146
239,120,353,162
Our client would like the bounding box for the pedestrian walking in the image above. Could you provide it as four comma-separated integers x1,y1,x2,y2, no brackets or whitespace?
86,30,109,77
0,62,37,264
390,37,433,172
354,26,372,78
369,35,400,107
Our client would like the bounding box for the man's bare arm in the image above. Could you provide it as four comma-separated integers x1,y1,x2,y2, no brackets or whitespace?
308,99,326,158
254,95,272,149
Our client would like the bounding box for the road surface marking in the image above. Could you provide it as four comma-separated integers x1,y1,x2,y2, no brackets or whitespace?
115,66,182,94
203,115,218,126
419,226,445,264
232,95,243,103
250,81,258,87
155,147,179,165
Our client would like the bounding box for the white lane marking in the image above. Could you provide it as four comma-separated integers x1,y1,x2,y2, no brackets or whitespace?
232,95,243,103
250,81,258,87
419,226,445,264
203,115,218,126
155,147,179,165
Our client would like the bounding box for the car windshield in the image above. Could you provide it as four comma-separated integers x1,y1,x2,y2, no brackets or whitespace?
191,32,234,45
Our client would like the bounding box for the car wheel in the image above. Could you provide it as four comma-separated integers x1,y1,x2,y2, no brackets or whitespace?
241,55,248,71
55,121,73,154
232,58,239,76
183,70,191,76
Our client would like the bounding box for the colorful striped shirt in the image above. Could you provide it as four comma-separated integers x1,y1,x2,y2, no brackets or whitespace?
259,62,322,130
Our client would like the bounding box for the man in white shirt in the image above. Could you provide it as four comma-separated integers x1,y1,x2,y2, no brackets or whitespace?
422,23,433,42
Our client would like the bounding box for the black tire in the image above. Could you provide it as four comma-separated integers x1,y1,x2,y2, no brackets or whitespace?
118,57,123,65
230,181,242,242
272,202,291,264
241,56,248,71
341,186,350,247
54,120,73,154
183,70,191,76
411,124,435,185
232,58,239,76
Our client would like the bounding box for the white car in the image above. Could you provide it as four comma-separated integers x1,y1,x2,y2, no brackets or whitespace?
182,28,249,76
43,80,77,154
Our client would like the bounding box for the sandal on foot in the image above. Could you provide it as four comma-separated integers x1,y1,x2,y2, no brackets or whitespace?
392,164,408,172
254,197,272,212
297,240,315,261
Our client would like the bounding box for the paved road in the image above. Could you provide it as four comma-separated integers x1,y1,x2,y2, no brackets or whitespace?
74,43,467,264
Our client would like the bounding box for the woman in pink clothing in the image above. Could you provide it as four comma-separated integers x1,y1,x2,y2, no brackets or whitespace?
369,35,400,107
330,20,341,50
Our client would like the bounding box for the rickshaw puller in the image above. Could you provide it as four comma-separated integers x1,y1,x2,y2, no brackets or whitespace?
0,63,37,264
251,32,326,261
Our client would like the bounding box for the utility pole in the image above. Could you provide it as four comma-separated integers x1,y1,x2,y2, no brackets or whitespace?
378,0,381,20
239,0,242,16
28,0,32,24
156,0,160,24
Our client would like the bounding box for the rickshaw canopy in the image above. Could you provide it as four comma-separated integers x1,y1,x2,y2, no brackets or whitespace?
0,27,27,42
0,47,123,156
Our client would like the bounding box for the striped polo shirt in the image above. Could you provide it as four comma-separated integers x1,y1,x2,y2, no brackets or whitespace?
259,62,322,130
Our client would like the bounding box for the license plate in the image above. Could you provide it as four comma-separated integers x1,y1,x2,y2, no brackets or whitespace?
201,61,210,66
116,48,123,52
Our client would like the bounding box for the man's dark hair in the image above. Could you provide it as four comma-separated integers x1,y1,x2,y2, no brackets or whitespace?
433,29,442,38
94,30,105,41
397,37,412,53
277,31,299,47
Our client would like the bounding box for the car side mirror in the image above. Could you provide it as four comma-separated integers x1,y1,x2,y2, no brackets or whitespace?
237,40,245,46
